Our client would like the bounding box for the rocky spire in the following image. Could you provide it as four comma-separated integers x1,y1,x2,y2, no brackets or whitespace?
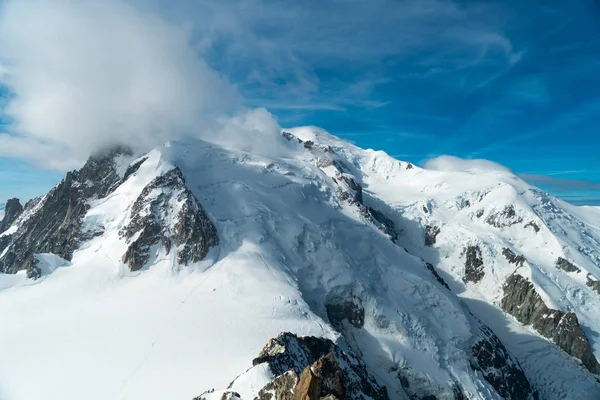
0,198,23,233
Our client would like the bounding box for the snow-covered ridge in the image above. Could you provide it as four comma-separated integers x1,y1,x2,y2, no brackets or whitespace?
0,127,599,399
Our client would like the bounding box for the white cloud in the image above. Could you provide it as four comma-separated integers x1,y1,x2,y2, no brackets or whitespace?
0,134,83,170
0,0,525,171
214,108,288,158
0,0,250,169
424,155,512,173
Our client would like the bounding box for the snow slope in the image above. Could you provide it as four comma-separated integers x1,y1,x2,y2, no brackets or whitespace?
0,127,599,399
285,127,600,399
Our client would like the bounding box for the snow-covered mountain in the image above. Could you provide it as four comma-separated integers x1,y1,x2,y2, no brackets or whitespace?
1,127,599,400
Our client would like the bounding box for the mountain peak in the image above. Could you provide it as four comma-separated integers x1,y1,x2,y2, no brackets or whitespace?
1,130,599,399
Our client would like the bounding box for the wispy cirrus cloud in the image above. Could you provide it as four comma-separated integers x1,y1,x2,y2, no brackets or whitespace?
160,0,523,110
472,98,600,157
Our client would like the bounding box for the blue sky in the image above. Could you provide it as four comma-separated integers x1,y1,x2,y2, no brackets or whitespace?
0,0,599,205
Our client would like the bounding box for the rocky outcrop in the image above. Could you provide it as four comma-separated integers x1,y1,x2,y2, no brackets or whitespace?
425,225,441,246
326,296,365,330
425,262,450,290
0,198,23,233
393,321,537,400
556,257,581,273
524,221,540,233
194,333,388,400
120,167,219,271
502,248,526,268
0,148,131,276
202,328,535,400
123,156,148,181
257,370,297,400
193,391,241,400
292,353,345,400
368,207,399,243
501,274,600,375
0,234,12,255
22,255,42,279
485,205,523,228
335,175,363,206
472,326,538,400
587,275,600,295
250,333,389,400
463,245,484,283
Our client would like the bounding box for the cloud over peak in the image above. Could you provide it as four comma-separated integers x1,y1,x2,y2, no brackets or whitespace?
424,155,513,173
0,0,240,168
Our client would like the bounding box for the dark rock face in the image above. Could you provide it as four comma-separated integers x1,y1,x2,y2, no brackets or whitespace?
502,248,526,267
425,262,450,290
326,296,365,330
463,245,484,283
303,140,315,149
120,167,219,271
368,207,399,243
0,148,130,276
0,234,12,255
587,275,600,295
0,198,23,233
472,326,538,400
556,257,581,273
501,274,600,375
486,205,523,228
338,175,363,204
425,225,441,246
524,221,540,233
251,333,389,400
0,149,218,276
19,255,42,279
123,156,148,181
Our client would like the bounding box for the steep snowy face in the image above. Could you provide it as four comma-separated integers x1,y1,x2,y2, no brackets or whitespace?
0,128,597,400
283,127,600,398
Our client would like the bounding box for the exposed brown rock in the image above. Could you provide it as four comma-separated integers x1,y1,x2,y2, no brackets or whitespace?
251,333,389,400
292,353,345,400
257,370,298,400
